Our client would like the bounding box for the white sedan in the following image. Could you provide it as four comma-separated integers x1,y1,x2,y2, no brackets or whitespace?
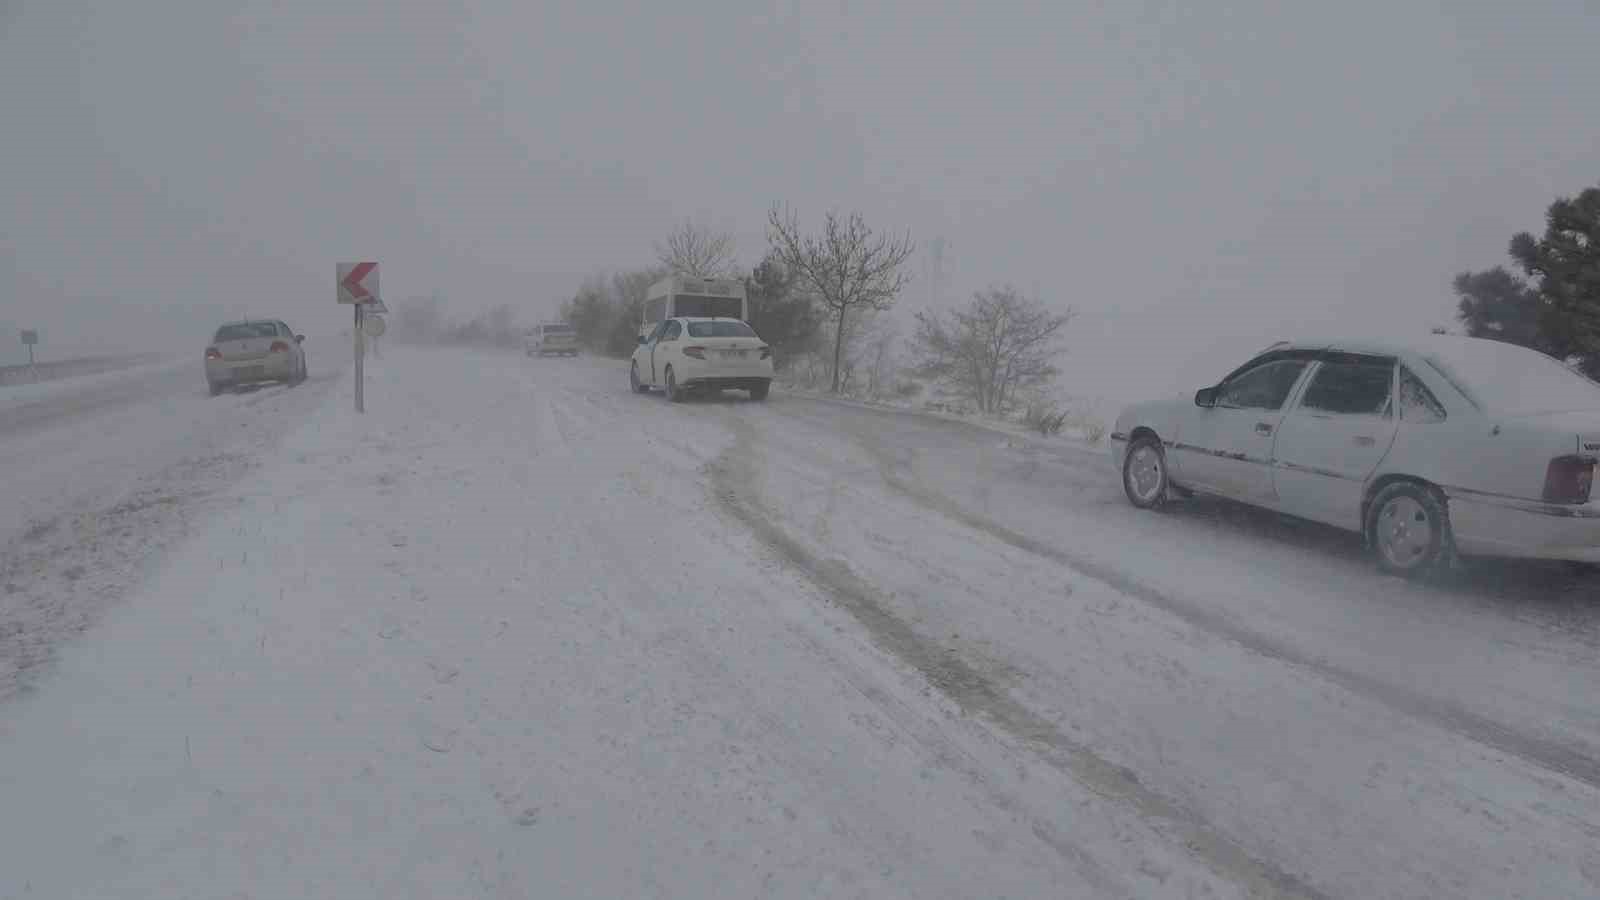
629,317,774,402
1111,335,1600,576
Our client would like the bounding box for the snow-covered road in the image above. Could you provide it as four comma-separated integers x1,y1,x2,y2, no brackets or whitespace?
0,345,341,699
1,345,1596,898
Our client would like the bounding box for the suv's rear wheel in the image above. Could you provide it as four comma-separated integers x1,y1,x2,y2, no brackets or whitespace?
749,380,771,401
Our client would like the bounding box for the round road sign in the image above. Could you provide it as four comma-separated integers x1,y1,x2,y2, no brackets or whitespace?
363,314,387,338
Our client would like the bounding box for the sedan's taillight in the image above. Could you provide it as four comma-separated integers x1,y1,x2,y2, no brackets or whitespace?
683,346,707,359
1542,455,1595,504
205,347,222,360
269,341,290,353
759,345,772,360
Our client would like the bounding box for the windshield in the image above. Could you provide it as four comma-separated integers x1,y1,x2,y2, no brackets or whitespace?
213,323,277,341
686,321,756,338
1424,340,1600,414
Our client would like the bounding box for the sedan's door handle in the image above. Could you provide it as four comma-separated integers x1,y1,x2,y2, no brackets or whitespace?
1353,435,1376,447
1256,422,1274,435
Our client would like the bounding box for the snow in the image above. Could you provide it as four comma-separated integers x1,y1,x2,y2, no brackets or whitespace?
776,378,1110,450
2,345,1597,898
0,351,338,700
0,355,187,409
0,347,1232,899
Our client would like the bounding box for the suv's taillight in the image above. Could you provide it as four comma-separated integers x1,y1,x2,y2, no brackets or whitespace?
683,346,707,359
269,341,290,353
205,347,222,360
1543,455,1595,504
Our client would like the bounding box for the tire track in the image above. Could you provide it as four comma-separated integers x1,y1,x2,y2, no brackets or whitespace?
708,415,1331,900
790,400,1600,794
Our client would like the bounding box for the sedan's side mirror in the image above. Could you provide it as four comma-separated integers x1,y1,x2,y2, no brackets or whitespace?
294,334,305,344
1195,386,1219,408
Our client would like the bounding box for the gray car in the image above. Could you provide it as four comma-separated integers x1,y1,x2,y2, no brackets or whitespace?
205,320,307,395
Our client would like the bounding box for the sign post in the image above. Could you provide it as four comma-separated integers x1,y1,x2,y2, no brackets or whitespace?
19,330,38,381
338,262,379,414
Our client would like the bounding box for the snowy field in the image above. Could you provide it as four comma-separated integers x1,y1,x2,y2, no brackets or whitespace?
0,355,186,408
1,345,1597,898
0,354,178,390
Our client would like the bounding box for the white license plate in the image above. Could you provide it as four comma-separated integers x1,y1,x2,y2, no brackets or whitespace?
238,366,265,379
720,350,746,359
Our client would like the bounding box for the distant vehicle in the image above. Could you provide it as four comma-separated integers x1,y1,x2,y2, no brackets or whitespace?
639,275,748,340
630,317,772,402
1111,335,1600,576
525,322,578,357
205,320,306,395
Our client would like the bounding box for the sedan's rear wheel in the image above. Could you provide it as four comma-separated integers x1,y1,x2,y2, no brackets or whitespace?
1121,435,1169,509
1366,481,1453,578
749,380,770,401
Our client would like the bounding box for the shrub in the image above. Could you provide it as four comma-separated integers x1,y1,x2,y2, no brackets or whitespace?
1022,401,1068,436
1063,408,1107,444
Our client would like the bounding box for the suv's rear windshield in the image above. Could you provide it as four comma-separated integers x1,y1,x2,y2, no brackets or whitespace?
214,323,278,341
542,324,574,334
687,321,756,338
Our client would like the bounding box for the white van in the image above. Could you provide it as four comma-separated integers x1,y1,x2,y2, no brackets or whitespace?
525,323,579,357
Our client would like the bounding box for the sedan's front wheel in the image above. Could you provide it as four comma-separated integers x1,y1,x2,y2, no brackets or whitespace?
665,367,684,403
630,361,648,394
1121,435,1169,509
1366,481,1454,578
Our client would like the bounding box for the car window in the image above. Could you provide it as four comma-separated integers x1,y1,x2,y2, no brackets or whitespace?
1399,366,1447,423
1217,360,1309,411
213,323,277,341
1299,360,1393,417
686,321,757,338
646,323,668,343
662,321,682,341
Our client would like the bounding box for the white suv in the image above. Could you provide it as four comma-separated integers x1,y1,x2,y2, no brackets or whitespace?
629,317,773,401
525,323,578,357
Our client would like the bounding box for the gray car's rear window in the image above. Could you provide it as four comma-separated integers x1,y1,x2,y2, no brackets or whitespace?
214,323,278,341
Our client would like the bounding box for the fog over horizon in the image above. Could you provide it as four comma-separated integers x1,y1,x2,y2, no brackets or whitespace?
5,0,1599,403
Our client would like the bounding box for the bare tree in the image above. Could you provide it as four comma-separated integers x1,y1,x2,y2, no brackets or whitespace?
655,219,738,278
767,206,915,393
910,286,1073,414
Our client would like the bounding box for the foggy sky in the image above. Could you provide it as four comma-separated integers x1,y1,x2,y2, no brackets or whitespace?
4,0,1599,403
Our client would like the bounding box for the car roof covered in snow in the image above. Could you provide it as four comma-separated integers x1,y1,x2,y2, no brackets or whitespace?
1268,334,1533,360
